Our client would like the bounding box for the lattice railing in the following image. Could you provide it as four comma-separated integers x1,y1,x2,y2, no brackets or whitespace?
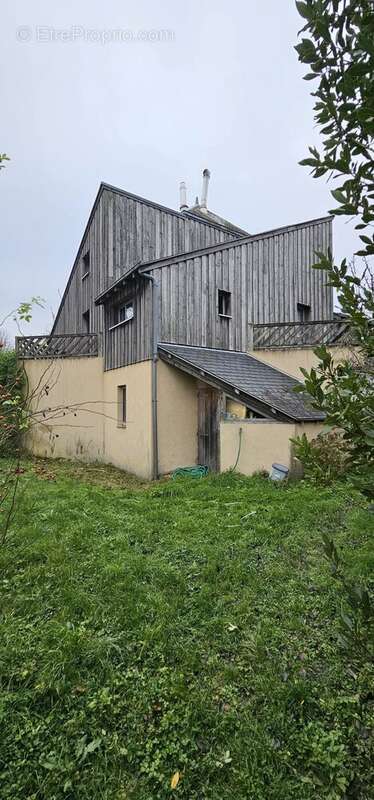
253,320,351,349
16,333,99,359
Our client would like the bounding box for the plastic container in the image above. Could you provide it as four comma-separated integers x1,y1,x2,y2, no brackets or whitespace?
270,463,289,481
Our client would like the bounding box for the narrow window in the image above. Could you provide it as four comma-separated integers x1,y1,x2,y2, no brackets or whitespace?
218,289,232,317
297,302,311,322
82,251,90,279
118,300,134,323
82,309,90,333
117,385,127,426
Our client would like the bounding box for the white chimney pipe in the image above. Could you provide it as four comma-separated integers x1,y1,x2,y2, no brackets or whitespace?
200,168,211,208
179,181,188,211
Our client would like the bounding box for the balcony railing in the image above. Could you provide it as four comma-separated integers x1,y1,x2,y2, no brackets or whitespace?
253,320,351,349
16,333,99,359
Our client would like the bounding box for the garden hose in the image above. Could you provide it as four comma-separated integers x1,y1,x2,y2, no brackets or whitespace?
172,465,208,479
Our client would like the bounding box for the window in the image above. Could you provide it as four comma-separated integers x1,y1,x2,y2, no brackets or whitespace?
218,289,232,317
117,385,127,426
225,397,264,419
82,251,90,279
118,301,134,324
297,302,311,322
108,300,135,331
82,310,90,333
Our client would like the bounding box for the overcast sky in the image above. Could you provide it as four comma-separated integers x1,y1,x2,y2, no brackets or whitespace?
1,0,359,339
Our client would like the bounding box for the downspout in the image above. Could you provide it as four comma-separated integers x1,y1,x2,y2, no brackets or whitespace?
141,271,159,480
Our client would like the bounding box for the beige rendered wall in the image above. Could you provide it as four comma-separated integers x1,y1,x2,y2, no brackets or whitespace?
24,357,105,462
157,360,198,474
253,346,353,380
220,419,325,476
23,357,153,479
102,361,152,478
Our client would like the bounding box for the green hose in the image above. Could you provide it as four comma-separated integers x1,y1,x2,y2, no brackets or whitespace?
172,465,208,479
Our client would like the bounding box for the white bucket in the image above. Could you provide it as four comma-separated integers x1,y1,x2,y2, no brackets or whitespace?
270,463,289,481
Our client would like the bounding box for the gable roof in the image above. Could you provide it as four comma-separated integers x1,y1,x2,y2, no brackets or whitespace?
158,343,325,423
52,181,245,334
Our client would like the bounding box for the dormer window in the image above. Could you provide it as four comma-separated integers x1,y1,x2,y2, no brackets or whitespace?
218,289,232,318
82,251,90,279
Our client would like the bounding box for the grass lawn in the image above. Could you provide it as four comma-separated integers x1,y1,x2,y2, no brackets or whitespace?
0,458,373,799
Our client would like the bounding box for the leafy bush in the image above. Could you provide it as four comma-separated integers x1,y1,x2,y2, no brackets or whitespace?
0,350,25,455
292,431,349,484
294,0,374,469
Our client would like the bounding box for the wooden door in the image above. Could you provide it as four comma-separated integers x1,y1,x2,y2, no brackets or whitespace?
197,387,220,472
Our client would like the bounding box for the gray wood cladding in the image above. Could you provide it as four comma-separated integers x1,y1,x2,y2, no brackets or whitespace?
53,186,237,338
104,217,333,371
104,277,152,369
155,217,333,351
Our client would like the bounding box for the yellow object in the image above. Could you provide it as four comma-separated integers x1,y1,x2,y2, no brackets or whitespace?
170,771,180,789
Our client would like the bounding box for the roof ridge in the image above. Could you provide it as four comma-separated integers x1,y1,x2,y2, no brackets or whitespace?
100,182,244,235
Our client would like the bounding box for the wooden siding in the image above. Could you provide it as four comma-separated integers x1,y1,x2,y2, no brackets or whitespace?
155,218,333,353
103,217,333,370
53,186,238,338
104,277,152,370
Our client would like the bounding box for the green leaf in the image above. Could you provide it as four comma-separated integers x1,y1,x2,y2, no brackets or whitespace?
331,188,346,204
296,1,313,20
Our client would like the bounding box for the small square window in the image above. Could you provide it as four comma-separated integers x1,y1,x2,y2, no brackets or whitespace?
218,289,232,317
118,385,127,426
82,251,90,279
297,302,311,322
118,301,134,323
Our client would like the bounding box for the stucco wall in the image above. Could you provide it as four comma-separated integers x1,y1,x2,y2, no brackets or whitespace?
23,357,153,479
23,355,326,480
157,360,198,474
103,361,152,477
220,419,324,475
253,346,353,380
24,357,105,462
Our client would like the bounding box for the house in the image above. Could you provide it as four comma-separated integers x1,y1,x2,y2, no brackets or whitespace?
17,171,352,478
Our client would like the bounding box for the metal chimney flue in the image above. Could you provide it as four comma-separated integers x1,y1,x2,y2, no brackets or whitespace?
179,181,188,211
200,168,211,209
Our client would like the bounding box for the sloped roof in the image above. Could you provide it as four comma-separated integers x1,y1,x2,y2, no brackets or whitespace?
52,181,244,334
158,343,325,422
185,205,249,235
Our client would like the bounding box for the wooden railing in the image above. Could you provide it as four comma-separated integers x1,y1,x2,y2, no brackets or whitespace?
16,333,99,359
253,320,351,349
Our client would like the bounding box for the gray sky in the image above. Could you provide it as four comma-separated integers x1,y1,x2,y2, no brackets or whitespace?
1,0,359,339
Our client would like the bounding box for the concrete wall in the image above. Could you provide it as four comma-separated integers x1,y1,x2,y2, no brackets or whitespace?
157,360,198,474
24,357,153,479
220,419,324,475
253,346,353,380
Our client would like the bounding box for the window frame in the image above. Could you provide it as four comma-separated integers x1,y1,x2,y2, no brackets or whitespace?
218,289,232,318
117,385,127,428
82,251,90,280
109,300,135,331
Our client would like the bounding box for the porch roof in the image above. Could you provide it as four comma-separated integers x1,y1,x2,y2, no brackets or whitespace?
158,343,325,423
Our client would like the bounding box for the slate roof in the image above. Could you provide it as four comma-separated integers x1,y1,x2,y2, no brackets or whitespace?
158,343,325,422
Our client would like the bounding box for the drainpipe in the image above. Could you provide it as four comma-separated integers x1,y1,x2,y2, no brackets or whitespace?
141,271,159,480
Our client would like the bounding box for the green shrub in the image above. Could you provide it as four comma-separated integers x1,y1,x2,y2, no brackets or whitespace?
0,350,25,455
292,431,349,484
